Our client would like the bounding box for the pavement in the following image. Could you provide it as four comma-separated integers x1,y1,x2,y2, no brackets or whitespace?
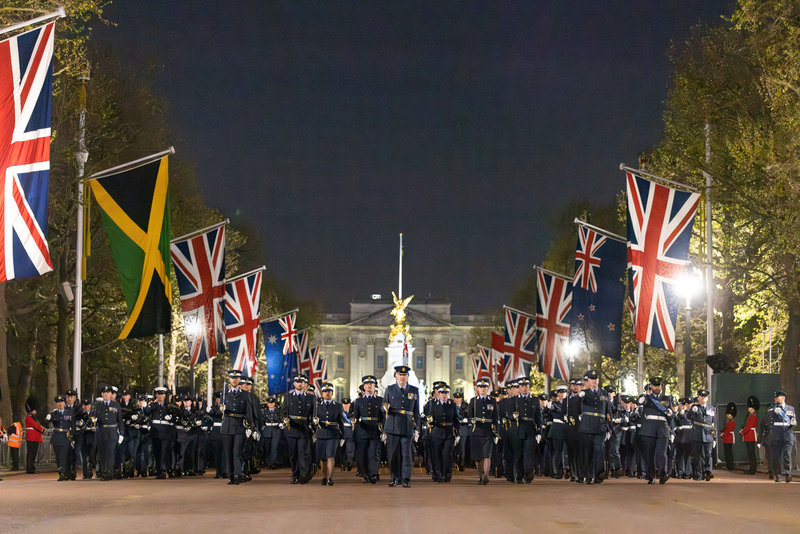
2,468,798,533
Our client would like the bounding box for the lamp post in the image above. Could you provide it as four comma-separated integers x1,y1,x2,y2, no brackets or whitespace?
677,269,703,397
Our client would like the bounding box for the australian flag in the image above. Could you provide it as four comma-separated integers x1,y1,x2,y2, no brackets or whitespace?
261,317,293,394
568,224,627,359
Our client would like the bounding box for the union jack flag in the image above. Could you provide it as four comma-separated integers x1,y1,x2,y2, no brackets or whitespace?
0,22,55,282
295,327,310,376
626,171,700,351
473,345,493,387
490,342,514,385
491,307,537,380
223,270,262,377
308,346,327,395
573,226,607,292
279,312,298,355
535,268,572,380
171,224,226,366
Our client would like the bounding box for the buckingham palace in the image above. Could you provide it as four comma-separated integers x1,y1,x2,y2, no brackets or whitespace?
311,295,494,400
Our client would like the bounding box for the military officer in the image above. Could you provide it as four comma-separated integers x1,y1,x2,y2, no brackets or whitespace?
239,377,261,479
638,376,675,484
207,392,226,478
498,379,518,481
74,398,96,479
674,397,693,479
767,390,796,482
546,385,568,479
119,389,142,478
282,374,316,484
92,385,123,481
426,384,459,483
353,375,384,484
316,382,344,486
63,389,80,479
689,388,715,481
338,397,356,471
469,377,498,485
453,392,470,471
511,377,542,484
577,370,611,484
383,365,421,488
46,394,74,481
221,370,256,485
144,386,176,479
565,378,584,482
261,396,283,469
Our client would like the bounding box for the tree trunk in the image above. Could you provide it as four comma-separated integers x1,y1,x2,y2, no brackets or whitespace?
0,285,10,424
718,284,737,363
13,355,32,422
780,295,800,408
46,345,57,412
55,244,72,393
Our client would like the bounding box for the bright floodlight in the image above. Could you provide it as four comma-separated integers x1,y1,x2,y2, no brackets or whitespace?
676,269,703,303
184,315,203,337
566,340,581,360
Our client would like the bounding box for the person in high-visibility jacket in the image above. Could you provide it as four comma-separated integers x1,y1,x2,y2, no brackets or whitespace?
8,420,23,471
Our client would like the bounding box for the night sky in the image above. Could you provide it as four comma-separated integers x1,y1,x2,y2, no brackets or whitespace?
93,1,731,314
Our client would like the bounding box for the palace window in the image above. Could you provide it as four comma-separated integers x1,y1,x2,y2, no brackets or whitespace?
336,354,345,370
455,355,463,370
376,354,385,369
415,355,424,370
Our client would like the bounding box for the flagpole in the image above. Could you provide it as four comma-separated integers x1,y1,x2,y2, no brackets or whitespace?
502,304,537,319
533,265,573,282
170,219,230,244
88,147,175,181
72,69,89,398
398,233,403,299
637,342,644,392
0,8,65,37
158,334,165,387
207,356,213,406
224,265,266,284
260,308,300,324
619,164,698,193
704,123,715,392
573,218,626,243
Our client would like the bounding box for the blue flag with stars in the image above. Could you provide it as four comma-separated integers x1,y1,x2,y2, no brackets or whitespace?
568,224,626,359
261,318,293,394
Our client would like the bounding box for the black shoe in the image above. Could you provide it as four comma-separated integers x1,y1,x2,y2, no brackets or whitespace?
477,478,484,485
402,480,410,488
647,479,655,484
328,479,334,486
585,478,593,485
370,476,377,484
786,475,792,483
482,477,489,485
659,474,669,485
228,477,239,485
291,477,298,484
775,476,782,483
57,473,65,481
321,477,328,486
389,479,397,487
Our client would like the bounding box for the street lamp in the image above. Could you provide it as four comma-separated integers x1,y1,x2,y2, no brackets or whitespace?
676,269,703,396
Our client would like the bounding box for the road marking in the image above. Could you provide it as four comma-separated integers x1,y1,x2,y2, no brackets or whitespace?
673,499,720,516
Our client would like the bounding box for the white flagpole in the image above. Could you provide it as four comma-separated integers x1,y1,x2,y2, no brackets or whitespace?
704,123,715,392
207,357,213,406
170,219,230,244
0,8,65,37
637,342,645,392
398,233,403,299
573,218,627,243
88,147,175,181
158,334,165,387
224,265,266,285
72,71,89,398
619,164,698,193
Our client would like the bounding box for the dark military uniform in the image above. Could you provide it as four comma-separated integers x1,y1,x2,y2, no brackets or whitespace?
207,400,226,477
510,392,543,483
316,399,344,460
74,401,96,479
282,388,316,483
674,401,693,478
120,397,142,478
261,403,283,469
468,392,498,484
689,394,715,481
565,387,583,481
47,398,75,481
337,400,356,469
766,393,796,482
639,386,676,483
221,385,256,484
546,395,567,478
577,387,611,484
144,397,176,478
425,394,459,482
92,392,123,481
498,392,516,480
454,396,470,470
383,378,421,486
353,390,384,483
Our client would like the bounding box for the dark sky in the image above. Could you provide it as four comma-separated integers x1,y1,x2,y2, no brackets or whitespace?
93,1,731,314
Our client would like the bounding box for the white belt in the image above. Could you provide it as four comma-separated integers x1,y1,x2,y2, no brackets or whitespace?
213,422,222,427
551,418,564,424
677,425,691,430
645,415,667,422
773,422,790,427
343,423,352,427
175,425,186,430
151,420,173,426
263,423,280,427
621,426,630,431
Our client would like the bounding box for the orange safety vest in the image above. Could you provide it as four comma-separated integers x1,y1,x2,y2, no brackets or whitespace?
8,421,23,448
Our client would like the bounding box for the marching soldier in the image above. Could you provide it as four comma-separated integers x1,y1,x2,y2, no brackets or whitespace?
239,377,261,479
383,365,421,488
453,392,470,471
135,394,152,477
604,385,623,478
282,374,316,484
261,396,283,470
92,385,123,481
425,384,459,483
546,385,568,479
511,377,542,484
221,370,257,485
577,370,611,484
565,378,583,482
766,390,796,482
353,375,384,484
46,394,74,481
689,388,715,481
674,397,693,479
74,399,96,479
338,397,356,471
468,377,498,485
316,382,344,486
638,376,675,484
621,395,638,477
498,380,518,480
144,386,176,479
208,392,226,478
63,389,80,479
119,389,142,478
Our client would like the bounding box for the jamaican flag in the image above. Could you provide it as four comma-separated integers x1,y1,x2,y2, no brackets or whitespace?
89,157,171,339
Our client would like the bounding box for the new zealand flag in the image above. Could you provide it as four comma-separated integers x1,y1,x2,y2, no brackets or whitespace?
261,318,293,394
568,224,627,359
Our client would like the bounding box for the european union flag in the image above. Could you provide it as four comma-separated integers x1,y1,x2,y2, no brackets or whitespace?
569,224,627,359
261,318,293,394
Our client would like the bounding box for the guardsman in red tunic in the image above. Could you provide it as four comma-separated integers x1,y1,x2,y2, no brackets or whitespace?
722,402,737,471
740,396,759,474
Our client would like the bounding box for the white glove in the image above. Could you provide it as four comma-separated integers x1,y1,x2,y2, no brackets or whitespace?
117,434,124,445
278,423,286,430
536,435,542,444
666,409,673,417
691,406,698,413
712,440,717,448
638,396,646,405
164,414,172,421
578,391,585,398
546,402,553,410
605,432,610,441
669,434,675,443
413,430,420,442
461,418,468,424
131,414,138,421
253,431,261,441
76,420,84,428
220,404,226,412
0,434,7,444
339,439,345,447
613,418,621,424
380,433,387,443
245,428,252,438
206,407,212,413
313,417,320,426
45,413,52,421
494,436,499,444
454,436,460,446
757,443,761,449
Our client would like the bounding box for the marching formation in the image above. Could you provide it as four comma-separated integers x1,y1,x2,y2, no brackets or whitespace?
25,365,797,486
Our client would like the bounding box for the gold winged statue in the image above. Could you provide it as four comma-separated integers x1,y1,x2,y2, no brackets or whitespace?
391,291,413,324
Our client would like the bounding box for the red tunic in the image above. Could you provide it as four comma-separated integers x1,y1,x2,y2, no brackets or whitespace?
740,413,758,442
722,418,736,444
25,414,44,442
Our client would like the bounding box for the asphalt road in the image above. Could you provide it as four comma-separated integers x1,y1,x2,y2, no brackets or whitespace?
2,468,797,533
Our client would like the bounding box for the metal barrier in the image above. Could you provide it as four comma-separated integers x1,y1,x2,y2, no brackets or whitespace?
0,430,55,470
